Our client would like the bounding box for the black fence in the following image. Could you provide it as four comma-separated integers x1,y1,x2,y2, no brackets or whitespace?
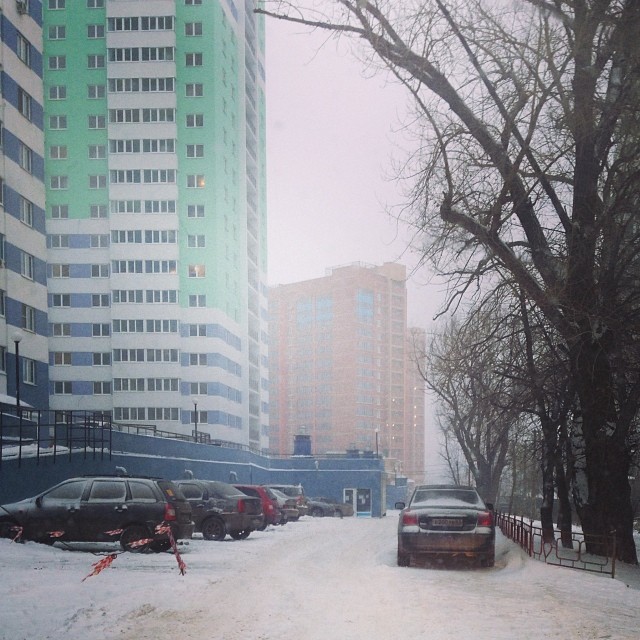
0,405,112,468
496,512,617,578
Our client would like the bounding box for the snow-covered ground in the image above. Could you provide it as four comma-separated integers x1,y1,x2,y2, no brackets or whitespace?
0,513,638,640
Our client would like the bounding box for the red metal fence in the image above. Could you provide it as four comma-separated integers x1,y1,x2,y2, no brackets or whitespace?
495,512,617,578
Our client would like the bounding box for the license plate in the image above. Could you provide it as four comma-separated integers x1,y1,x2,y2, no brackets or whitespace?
431,518,463,528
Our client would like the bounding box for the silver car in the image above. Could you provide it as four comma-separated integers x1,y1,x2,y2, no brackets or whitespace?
395,485,495,568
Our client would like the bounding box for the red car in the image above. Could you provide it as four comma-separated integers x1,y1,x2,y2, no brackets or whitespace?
234,485,281,529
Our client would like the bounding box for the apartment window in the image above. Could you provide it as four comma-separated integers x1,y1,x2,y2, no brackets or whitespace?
89,175,107,189
187,204,205,218
185,22,202,36
188,295,206,307
87,24,105,38
24,359,36,385
141,47,174,61
51,323,71,336
49,55,66,70
49,234,69,248
91,264,109,277
51,264,70,278
185,0,202,5
186,144,204,158
141,77,174,92
49,115,67,129
50,145,68,159
48,25,66,39
92,294,109,307
18,88,32,120
93,352,110,366
186,83,203,97
186,53,203,67
88,145,106,159
189,353,207,366
49,0,65,8
188,264,205,278
88,115,106,129
0,346,5,373
108,77,140,93
0,180,3,206
93,382,111,395
20,197,33,226
145,200,176,213
109,109,140,123
51,293,71,307
190,383,207,395
0,290,5,316
90,204,107,218
92,323,110,337
142,169,176,184
113,289,143,303
17,33,32,66
19,143,33,173
187,234,205,248
22,304,36,332
186,113,203,128
88,54,105,69
189,324,206,337
146,289,177,303
49,85,67,100
88,84,105,99
51,204,69,218
90,235,109,248
141,16,174,30
53,352,72,365
108,17,138,31
87,0,104,8
142,139,175,153
144,230,176,244
21,253,34,280
187,175,205,189
148,378,178,392
54,381,72,395
142,108,174,123
50,175,68,190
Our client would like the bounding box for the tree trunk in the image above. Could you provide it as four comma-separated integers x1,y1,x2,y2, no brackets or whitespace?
555,458,573,549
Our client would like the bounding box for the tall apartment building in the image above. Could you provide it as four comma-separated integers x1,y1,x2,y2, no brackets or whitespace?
0,1,49,409
42,0,268,449
269,262,426,481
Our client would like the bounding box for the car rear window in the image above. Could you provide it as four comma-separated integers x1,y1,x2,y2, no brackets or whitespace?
207,481,245,499
411,489,484,508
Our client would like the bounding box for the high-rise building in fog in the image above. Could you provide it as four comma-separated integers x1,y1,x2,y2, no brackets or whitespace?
269,262,426,481
41,0,268,448
0,1,49,409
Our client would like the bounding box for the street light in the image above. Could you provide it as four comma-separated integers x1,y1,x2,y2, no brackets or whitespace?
193,400,198,442
12,332,22,413
375,429,379,457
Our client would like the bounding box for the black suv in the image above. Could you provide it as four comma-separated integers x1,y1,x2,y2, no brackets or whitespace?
173,479,263,540
0,475,194,552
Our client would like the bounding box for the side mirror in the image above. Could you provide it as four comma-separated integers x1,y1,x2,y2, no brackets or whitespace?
394,501,406,510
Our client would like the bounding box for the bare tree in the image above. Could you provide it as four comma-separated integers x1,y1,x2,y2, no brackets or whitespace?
257,0,640,563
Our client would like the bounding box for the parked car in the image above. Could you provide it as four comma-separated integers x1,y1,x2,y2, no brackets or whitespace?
307,497,354,518
266,487,300,523
0,474,194,552
395,484,495,568
264,484,309,517
173,479,262,540
234,484,281,528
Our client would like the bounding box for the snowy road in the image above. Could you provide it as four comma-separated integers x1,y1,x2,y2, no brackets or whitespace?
1,513,639,639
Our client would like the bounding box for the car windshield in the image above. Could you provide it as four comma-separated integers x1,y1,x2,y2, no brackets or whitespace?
207,481,245,499
411,488,484,508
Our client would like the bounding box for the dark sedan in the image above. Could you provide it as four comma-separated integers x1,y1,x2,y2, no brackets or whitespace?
173,479,263,541
307,497,354,518
395,484,495,568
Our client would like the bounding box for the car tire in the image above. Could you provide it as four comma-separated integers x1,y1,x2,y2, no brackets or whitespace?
149,539,172,553
120,525,152,552
230,529,251,540
397,544,410,567
481,555,495,568
201,517,226,541
0,518,21,541
310,507,324,518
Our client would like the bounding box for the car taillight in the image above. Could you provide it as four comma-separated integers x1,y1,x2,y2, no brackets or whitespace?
401,511,418,526
164,503,177,521
477,511,493,527
237,498,246,513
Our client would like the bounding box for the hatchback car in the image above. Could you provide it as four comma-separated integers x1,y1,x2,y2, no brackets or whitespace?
0,475,194,552
234,484,281,528
264,484,309,517
395,485,495,567
173,479,263,540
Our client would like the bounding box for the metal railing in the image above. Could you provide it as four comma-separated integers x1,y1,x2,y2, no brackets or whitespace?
0,406,112,467
495,512,617,578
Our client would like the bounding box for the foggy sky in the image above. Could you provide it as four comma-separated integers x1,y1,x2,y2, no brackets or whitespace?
265,18,442,327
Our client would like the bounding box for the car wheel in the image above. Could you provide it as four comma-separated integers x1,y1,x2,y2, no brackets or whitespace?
397,551,410,567
120,525,152,552
201,517,226,541
333,509,343,518
149,539,172,553
310,507,324,517
230,529,251,540
481,555,495,568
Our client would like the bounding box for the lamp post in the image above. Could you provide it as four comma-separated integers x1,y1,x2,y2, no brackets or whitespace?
193,400,198,442
13,332,22,413
375,429,379,457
